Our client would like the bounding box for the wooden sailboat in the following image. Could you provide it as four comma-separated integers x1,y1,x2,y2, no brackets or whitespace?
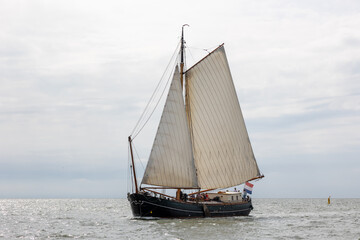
128,25,264,218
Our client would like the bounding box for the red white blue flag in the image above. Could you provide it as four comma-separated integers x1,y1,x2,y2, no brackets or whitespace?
244,182,254,194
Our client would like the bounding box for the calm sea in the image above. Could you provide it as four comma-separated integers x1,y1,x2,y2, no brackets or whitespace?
0,198,359,239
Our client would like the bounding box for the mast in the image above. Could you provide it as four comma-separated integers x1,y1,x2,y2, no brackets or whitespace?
177,24,189,200
128,136,138,194
180,24,189,88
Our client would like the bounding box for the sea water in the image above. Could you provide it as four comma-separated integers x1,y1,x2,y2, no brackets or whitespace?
0,198,359,239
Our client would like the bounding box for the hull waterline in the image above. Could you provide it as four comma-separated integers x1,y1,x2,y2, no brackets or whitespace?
128,193,253,218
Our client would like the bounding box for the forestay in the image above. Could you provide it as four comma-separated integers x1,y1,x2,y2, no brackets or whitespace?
141,67,198,188
186,45,261,189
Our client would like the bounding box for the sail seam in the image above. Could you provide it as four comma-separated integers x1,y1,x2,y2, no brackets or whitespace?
186,46,260,189
219,49,261,176
142,66,198,188
193,57,225,187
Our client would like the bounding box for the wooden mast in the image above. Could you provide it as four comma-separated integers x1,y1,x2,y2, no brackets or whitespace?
176,24,189,201
128,136,138,194
180,24,188,88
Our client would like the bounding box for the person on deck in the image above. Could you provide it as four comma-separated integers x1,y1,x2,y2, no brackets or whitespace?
196,193,201,202
242,190,247,200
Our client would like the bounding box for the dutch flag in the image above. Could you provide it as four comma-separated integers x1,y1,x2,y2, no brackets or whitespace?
244,182,254,194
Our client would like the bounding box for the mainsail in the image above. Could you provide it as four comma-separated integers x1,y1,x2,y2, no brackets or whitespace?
141,67,198,188
186,45,261,189
141,45,261,189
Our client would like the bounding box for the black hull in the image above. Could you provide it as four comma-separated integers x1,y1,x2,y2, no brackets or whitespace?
128,193,253,218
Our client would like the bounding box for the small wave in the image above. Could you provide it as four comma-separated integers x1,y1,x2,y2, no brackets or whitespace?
48,233,74,238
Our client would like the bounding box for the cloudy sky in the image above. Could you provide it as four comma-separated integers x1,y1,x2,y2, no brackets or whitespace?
1,0,359,198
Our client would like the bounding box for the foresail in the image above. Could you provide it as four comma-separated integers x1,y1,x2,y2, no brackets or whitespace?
186,45,261,189
141,67,198,188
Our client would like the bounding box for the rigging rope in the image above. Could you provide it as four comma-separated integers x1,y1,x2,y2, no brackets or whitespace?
133,143,145,171
187,48,196,66
132,65,175,140
187,45,220,53
130,41,181,139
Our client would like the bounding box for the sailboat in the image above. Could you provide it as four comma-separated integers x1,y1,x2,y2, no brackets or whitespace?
128,25,264,218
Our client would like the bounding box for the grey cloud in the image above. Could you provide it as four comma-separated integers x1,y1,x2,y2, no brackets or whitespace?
1,0,360,198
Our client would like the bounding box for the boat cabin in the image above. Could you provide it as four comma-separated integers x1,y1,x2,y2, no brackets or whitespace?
207,191,243,202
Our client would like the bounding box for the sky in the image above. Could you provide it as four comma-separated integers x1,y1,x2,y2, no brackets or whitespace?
0,0,359,198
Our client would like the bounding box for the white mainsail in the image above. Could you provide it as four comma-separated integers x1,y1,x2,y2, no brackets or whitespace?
141,67,198,188
141,45,261,190
186,45,260,189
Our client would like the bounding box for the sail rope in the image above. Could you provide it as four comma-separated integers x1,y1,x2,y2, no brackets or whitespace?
187,45,220,53
133,143,145,171
186,45,219,72
186,48,196,67
130,41,181,140
132,143,146,189
131,65,176,140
